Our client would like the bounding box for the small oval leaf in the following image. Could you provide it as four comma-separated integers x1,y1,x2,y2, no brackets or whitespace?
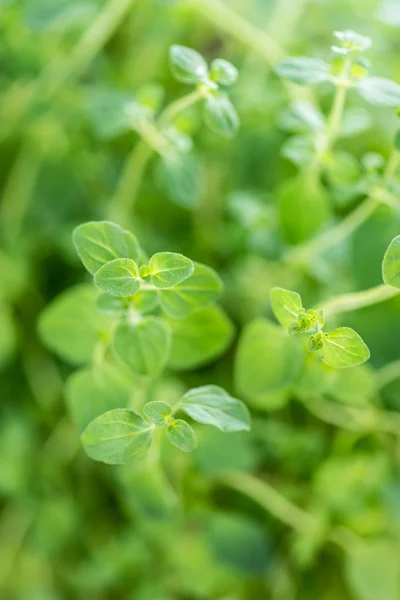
319,327,370,369
382,235,400,288
94,258,140,297
149,252,194,289
166,419,198,452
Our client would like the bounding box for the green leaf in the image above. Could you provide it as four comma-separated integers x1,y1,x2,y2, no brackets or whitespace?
130,289,159,314
38,285,111,365
156,153,202,210
149,252,194,289
275,57,330,85
72,221,140,275
97,293,127,317
345,541,400,600
235,318,304,410
94,258,140,297
382,235,400,288
278,174,331,245
65,362,133,432
86,88,135,141
279,101,325,134
143,401,172,427
169,45,208,84
332,30,372,55
203,92,239,138
158,262,222,319
270,287,303,328
113,316,171,377
167,306,234,370
358,76,400,107
166,419,198,452
81,408,152,464
209,58,238,86
180,385,251,432
319,327,370,368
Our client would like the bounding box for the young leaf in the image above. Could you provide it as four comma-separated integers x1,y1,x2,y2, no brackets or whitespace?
382,235,400,288
113,317,171,377
270,287,303,328
38,285,111,365
94,258,141,297
358,76,400,106
157,153,202,210
97,293,127,317
166,419,198,452
332,30,372,55
203,92,240,138
149,252,194,289
209,58,239,86
158,262,222,319
81,408,152,464
275,57,330,85
65,363,133,432
143,401,172,428
73,221,140,275
169,45,208,84
319,327,370,368
166,306,234,370
180,385,251,432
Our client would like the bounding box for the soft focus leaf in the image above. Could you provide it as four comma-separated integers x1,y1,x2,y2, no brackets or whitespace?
382,235,400,288
270,287,303,328
169,45,208,84
203,92,240,138
143,401,172,427
346,541,400,600
166,418,198,452
358,76,400,106
275,57,330,85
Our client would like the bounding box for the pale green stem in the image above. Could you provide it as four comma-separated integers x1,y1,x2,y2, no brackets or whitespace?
108,88,204,224
377,359,400,389
288,147,400,265
316,283,399,317
287,194,379,265
219,471,358,551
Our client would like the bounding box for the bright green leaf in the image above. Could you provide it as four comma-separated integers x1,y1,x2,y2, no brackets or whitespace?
167,306,234,370
65,362,133,432
319,327,370,368
81,408,152,464
38,285,111,365
203,92,239,138
149,252,194,289
275,57,330,85
180,385,251,432
270,287,303,328
158,262,222,319
143,401,172,427
73,221,140,275
169,45,208,84
358,76,400,107
382,235,400,288
113,317,171,377
166,419,198,452
94,258,140,297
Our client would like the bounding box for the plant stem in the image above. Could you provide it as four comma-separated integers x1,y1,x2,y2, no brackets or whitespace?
287,194,379,265
316,283,399,317
220,471,315,533
288,147,400,265
108,89,204,224
219,471,358,551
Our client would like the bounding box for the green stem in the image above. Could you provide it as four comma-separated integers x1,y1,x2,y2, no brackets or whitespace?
219,471,358,551
108,89,204,225
317,283,399,317
288,147,400,265
220,472,315,533
287,194,379,265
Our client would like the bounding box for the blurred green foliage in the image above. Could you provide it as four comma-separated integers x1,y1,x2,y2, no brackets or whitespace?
3,0,400,599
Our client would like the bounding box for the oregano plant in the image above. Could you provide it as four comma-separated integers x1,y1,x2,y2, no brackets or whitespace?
39,220,250,464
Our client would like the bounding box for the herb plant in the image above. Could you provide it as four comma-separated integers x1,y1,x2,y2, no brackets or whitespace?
3,2,400,599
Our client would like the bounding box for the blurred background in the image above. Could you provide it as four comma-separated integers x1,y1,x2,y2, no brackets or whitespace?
2,0,400,598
